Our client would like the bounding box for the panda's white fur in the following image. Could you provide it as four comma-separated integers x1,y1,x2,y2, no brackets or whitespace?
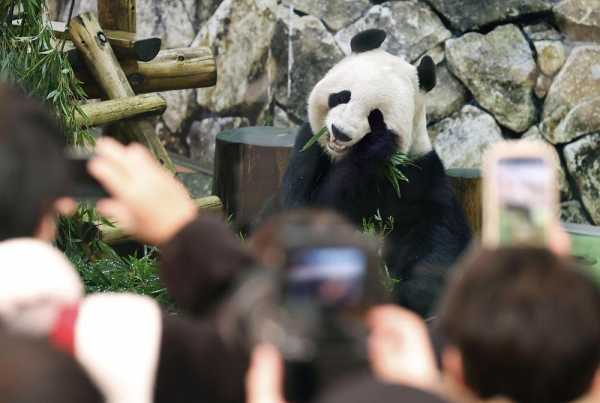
308,48,432,160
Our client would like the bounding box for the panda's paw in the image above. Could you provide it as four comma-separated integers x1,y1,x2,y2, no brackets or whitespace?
350,128,397,164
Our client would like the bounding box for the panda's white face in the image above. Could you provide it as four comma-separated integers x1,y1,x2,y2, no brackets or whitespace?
308,49,424,160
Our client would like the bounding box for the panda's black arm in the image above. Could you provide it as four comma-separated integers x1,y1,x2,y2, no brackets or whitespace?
317,128,397,207
388,152,472,316
280,122,331,208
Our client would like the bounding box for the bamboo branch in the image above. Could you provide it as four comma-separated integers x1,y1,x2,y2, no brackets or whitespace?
68,12,175,172
75,93,167,128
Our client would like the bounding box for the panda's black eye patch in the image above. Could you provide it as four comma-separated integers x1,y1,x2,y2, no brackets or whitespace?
328,90,351,108
368,109,387,131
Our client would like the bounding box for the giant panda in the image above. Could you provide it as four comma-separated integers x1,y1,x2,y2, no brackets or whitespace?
280,29,471,316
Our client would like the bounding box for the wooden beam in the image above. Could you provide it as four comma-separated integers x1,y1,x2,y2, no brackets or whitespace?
100,196,224,244
98,0,136,33
75,93,167,128
53,22,161,62
68,12,175,172
72,47,217,98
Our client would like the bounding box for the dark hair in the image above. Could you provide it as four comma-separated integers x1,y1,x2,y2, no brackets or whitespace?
0,331,103,403
437,247,600,403
0,83,69,240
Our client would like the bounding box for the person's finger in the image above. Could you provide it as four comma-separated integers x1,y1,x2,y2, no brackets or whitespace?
247,344,286,403
94,138,135,179
54,197,77,216
88,157,132,199
95,199,136,233
549,224,571,256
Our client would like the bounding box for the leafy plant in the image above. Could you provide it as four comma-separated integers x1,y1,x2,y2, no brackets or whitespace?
384,151,414,198
361,211,401,291
0,0,93,145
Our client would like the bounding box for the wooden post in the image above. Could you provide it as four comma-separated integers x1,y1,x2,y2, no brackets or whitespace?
98,0,136,33
75,93,167,128
213,127,297,230
100,196,224,244
447,168,482,237
69,47,217,98
68,12,175,172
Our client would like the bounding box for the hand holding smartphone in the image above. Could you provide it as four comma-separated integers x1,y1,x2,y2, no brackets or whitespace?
482,141,560,248
65,148,109,200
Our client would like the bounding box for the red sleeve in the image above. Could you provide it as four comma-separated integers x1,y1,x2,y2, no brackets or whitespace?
159,215,255,317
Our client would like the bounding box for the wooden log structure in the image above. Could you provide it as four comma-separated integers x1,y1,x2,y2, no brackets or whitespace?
74,93,167,128
100,196,224,244
53,22,161,62
447,168,482,236
214,127,297,230
71,47,217,98
68,12,175,172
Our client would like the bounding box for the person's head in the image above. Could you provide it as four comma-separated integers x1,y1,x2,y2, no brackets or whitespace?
0,331,103,403
437,247,600,403
0,82,70,241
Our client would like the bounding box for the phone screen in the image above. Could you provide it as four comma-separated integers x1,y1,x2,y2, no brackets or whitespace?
495,157,553,246
286,248,367,308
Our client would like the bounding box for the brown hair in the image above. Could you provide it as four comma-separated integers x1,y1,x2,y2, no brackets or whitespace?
437,247,600,403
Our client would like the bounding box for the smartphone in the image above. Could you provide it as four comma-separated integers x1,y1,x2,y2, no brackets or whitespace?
482,141,559,248
65,149,109,200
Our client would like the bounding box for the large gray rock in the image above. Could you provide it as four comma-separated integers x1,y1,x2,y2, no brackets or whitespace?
534,40,566,77
425,0,551,32
281,0,370,31
194,0,278,118
271,7,344,121
446,25,538,133
564,133,600,224
136,0,197,49
523,22,563,41
541,46,600,144
426,64,469,124
198,0,225,27
335,1,451,61
521,126,574,201
554,0,600,42
187,117,250,172
429,105,504,169
560,200,591,224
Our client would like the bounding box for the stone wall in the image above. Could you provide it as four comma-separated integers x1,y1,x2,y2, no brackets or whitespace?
49,0,600,225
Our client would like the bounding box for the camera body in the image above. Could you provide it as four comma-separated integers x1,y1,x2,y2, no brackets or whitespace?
221,247,376,403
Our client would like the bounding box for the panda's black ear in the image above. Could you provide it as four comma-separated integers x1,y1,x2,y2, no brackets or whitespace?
417,56,436,92
350,29,387,53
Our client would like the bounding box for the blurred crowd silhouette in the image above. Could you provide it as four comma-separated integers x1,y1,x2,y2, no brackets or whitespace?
0,82,598,403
